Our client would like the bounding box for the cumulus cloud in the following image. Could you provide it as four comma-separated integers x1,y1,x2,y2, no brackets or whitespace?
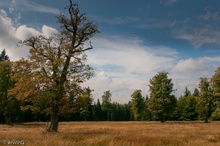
0,9,58,60
171,57,220,79
84,71,148,103
170,57,220,97
42,25,59,37
88,35,176,74
172,58,206,74
82,35,220,103
0,9,17,48
15,25,41,40
82,35,178,103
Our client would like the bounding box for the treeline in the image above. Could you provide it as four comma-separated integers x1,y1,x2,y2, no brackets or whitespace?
1,49,220,124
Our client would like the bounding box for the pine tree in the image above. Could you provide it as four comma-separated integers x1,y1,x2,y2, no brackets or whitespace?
0,49,9,62
193,88,199,96
184,86,191,97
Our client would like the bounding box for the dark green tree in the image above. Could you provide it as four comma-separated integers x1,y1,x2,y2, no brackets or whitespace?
210,67,220,120
193,88,200,97
196,78,213,123
101,90,112,121
211,67,220,98
142,95,152,121
148,71,176,122
184,86,191,97
130,90,145,121
0,50,22,124
0,49,9,62
176,95,198,121
0,61,13,124
92,98,104,121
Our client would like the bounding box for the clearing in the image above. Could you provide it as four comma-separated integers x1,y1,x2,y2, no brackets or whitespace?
1,121,220,146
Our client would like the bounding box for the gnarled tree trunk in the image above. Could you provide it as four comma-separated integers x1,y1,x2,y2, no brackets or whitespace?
48,106,59,132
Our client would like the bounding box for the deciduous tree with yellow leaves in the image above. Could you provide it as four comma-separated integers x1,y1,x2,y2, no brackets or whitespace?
9,0,99,132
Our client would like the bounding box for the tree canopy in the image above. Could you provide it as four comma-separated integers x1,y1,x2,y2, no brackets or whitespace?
9,0,99,132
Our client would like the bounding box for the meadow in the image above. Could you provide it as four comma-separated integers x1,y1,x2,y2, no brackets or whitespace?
1,121,220,146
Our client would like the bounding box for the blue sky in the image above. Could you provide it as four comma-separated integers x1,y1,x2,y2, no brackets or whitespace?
0,0,220,103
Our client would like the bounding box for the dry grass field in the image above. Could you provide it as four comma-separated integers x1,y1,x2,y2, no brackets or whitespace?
1,121,220,146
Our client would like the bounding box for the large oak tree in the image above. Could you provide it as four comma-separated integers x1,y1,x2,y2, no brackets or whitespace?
10,0,99,132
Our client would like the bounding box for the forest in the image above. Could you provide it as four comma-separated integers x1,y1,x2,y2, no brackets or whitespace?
1,0,220,133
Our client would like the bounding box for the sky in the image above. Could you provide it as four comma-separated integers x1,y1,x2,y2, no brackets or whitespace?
0,0,220,103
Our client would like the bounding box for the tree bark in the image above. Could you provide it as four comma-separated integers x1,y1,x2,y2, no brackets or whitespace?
204,114,209,123
48,107,59,132
4,114,12,125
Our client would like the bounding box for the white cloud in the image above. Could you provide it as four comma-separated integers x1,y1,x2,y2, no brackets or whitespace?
7,0,60,14
84,71,149,103
0,9,7,17
1,8,219,103
171,57,220,78
172,58,205,74
82,35,220,103
176,28,220,48
42,25,59,37
96,71,113,84
170,57,220,97
88,35,176,74
0,9,58,60
82,35,178,103
15,25,41,40
0,9,17,48
173,9,220,48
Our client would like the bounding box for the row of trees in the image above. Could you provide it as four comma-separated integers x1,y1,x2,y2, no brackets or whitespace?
1,46,220,124
91,70,220,123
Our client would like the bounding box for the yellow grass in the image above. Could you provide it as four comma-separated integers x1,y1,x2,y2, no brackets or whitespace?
1,121,220,146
